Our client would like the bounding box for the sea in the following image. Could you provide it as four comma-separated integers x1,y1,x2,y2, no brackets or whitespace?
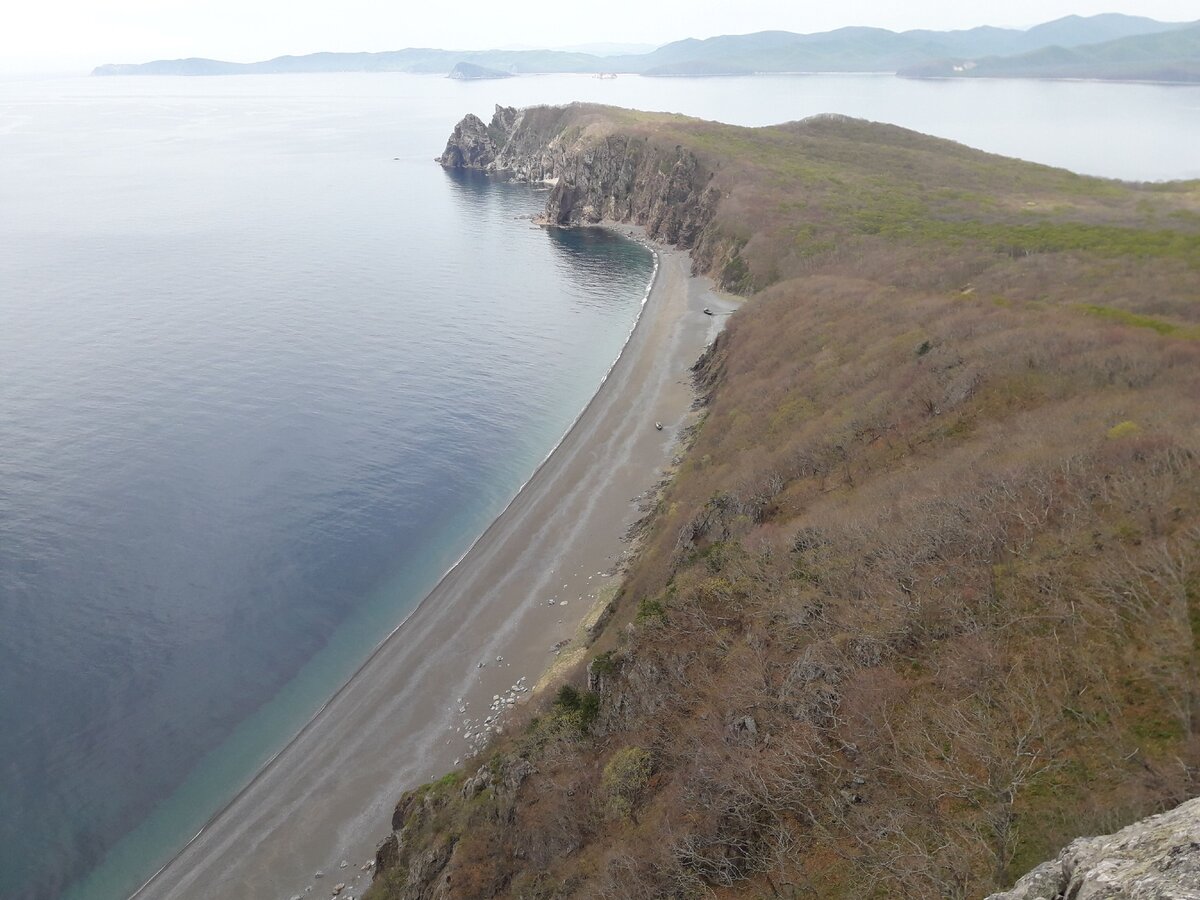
0,71,1197,900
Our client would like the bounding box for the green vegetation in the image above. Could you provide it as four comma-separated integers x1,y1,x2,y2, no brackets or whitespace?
552,683,601,733
1106,420,1142,439
635,596,667,623
366,107,1200,900
1082,304,1200,338
589,650,618,677
600,747,653,819
853,217,1200,265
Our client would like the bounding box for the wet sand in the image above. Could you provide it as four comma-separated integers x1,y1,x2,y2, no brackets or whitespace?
136,232,735,900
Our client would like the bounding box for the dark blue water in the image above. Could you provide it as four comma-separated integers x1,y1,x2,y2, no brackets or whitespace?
1,71,1197,900
0,78,654,900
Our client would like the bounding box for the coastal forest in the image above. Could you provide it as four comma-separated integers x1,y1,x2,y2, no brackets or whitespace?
367,105,1200,898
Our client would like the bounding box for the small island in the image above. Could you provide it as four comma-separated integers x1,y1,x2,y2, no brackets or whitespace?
447,61,512,80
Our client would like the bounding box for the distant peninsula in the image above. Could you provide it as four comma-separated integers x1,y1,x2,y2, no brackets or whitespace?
92,13,1200,83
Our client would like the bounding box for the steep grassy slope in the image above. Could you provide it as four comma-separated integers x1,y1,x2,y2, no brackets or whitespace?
368,108,1200,899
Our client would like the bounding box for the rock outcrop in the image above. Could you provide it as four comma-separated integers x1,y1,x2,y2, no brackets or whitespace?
437,104,723,262
987,797,1200,899
435,113,499,169
371,757,537,898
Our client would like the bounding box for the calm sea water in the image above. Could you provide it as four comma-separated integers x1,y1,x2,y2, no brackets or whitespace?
1,72,1197,900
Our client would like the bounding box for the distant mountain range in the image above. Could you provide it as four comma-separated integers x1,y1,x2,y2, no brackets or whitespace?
901,21,1200,82
93,14,1200,83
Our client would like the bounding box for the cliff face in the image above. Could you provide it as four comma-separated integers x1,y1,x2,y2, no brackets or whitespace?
438,105,723,267
435,113,498,169
986,797,1200,899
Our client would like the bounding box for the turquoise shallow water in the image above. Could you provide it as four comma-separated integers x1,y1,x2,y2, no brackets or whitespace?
0,72,1197,900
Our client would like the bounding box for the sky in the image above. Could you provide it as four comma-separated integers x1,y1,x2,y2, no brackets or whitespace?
6,0,1200,74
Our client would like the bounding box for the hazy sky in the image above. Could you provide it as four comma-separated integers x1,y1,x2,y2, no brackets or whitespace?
7,0,1200,73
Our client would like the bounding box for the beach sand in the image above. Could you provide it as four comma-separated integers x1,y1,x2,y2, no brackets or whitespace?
136,231,735,900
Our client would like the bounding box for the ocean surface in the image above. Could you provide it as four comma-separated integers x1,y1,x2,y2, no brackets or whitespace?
0,72,1197,900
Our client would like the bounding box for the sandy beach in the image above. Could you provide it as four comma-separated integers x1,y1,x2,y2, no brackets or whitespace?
135,231,735,900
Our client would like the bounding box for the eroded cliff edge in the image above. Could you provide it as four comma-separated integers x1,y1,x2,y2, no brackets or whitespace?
437,104,727,279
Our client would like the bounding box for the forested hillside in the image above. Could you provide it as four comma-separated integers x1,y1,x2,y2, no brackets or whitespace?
367,106,1200,899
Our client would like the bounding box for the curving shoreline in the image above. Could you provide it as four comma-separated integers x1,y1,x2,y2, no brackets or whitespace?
133,227,735,900
129,235,660,900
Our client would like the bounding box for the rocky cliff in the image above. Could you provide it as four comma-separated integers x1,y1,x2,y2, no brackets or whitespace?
437,104,724,272
986,797,1200,899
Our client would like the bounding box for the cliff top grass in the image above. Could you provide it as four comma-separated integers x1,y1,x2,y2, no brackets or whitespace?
527,103,1200,289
